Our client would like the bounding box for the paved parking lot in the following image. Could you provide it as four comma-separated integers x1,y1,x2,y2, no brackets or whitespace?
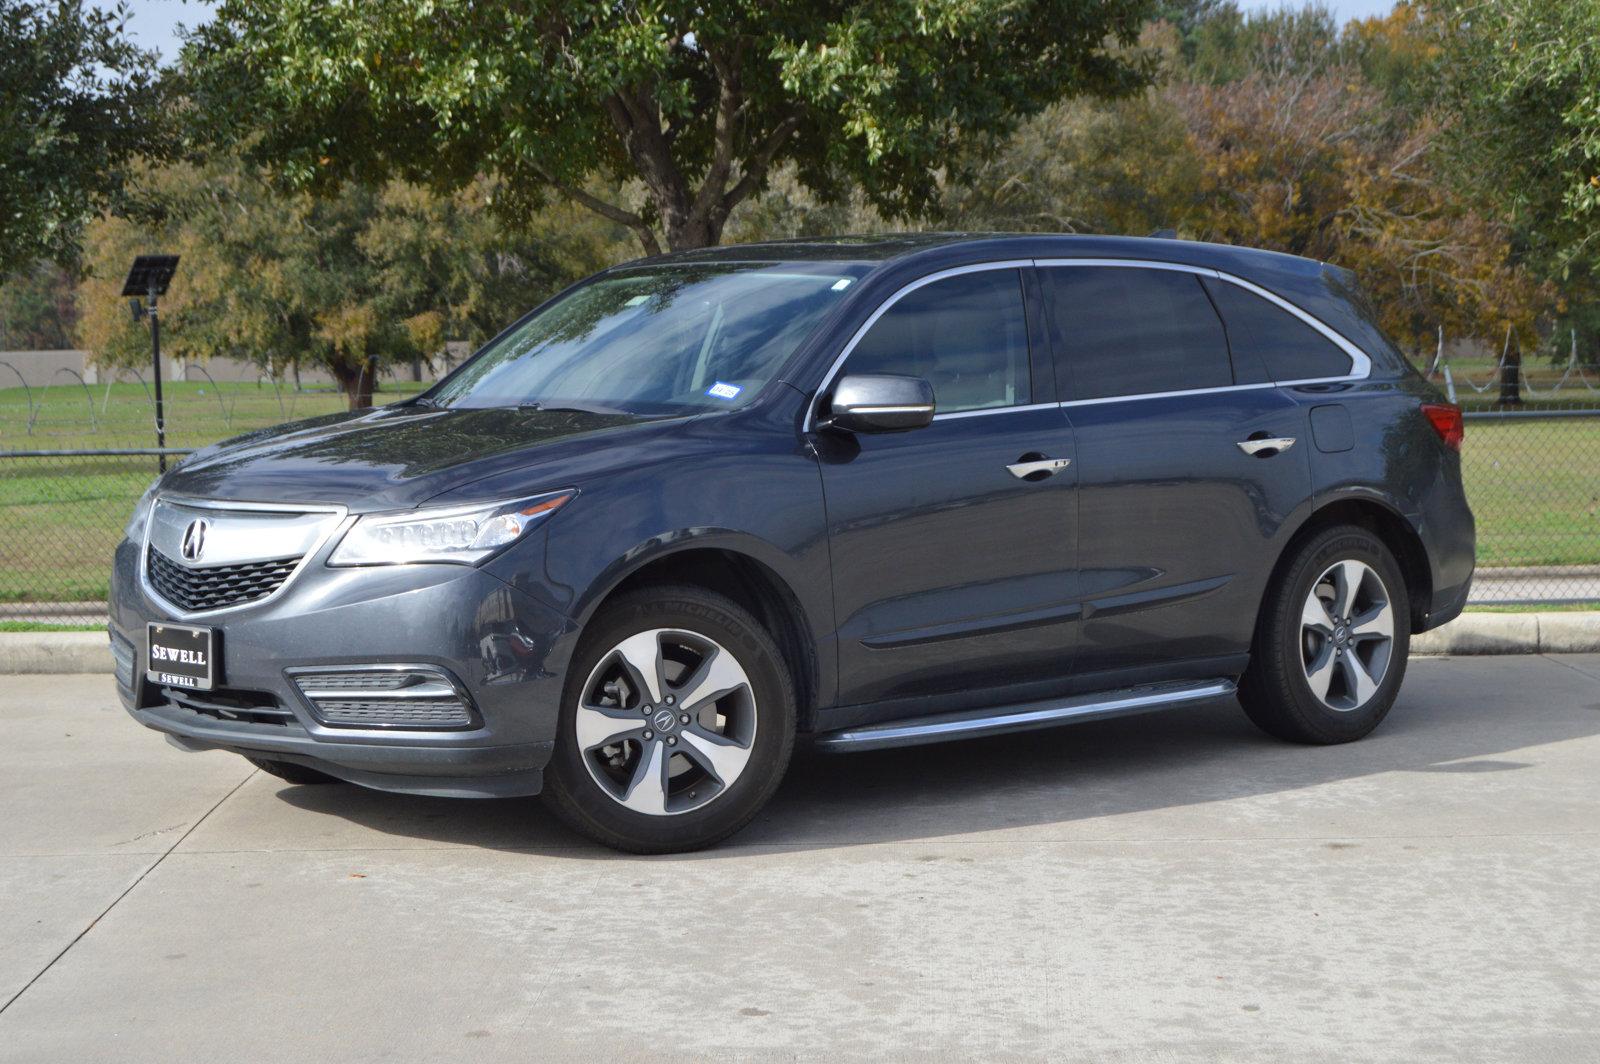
2,655,1598,1062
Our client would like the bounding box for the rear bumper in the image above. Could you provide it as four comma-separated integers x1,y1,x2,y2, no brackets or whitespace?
109,537,578,798
1414,458,1476,633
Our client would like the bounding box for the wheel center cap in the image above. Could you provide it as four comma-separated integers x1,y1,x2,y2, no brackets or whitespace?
651,707,678,733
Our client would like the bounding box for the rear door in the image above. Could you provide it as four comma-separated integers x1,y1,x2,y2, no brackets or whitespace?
1041,261,1313,677
814,265,1079,710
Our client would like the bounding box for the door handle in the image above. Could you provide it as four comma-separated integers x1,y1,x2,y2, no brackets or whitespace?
1236,436,1296,456
1007,456,1071,480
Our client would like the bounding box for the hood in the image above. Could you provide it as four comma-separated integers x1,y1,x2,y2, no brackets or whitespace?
162,404,694,512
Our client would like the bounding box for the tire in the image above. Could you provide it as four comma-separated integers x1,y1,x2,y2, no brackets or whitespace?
542,585,797,854
245,755,343,785
1239,525,1410,744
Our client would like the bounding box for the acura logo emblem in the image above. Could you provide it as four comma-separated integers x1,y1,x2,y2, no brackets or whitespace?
180,519,209,562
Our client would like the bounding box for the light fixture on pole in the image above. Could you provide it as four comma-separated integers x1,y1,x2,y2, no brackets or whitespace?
122,255,180,472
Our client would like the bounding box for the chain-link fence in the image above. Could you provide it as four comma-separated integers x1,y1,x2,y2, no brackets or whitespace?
1461,409,1600,604
0,449,190,625
0,369,426,453
2,412,1597,626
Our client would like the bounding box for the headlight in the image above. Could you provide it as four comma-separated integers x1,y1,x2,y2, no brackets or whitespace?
328,491,575,567
124,482,160,541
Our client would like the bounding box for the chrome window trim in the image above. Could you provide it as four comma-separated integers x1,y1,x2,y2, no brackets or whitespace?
933,402,1059,422
139,495,352,619
1059,381,1278,408
1032,256,1373,382
804,255,1375,431
803,260,1033,431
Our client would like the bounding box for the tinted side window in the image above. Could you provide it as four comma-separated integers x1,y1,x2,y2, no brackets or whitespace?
844,269,1030,413
1046,267,1232,400
1203,277,1354,382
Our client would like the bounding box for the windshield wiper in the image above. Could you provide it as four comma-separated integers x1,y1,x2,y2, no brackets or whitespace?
517,400,628,416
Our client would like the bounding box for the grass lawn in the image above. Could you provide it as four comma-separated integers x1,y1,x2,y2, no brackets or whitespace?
2,387,1597,604
0,378,425,452
0,621,105,632
1461,418,1600,568
0,381,421,604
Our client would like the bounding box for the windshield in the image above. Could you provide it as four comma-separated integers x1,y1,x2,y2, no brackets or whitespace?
425,262,868,414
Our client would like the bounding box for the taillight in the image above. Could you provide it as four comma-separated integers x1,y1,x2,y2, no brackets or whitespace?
1421,402,1463,451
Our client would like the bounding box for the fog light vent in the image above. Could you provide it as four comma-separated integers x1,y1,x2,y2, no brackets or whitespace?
288,665,475,730
110,634,135,691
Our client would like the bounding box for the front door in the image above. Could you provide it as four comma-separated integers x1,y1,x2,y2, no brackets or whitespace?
813,266,1079,710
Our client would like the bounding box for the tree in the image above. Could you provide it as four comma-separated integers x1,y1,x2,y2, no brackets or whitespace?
182,0,1157,255
938,26,1204,237
936,5,1549,359
1435,0,1600,366
0,262,78,349
75,159,630,407
0,0,164,277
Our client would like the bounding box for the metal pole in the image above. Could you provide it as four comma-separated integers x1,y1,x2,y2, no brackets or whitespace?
149,283,167,473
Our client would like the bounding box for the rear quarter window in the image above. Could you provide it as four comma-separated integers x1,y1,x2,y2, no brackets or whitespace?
1045,266,1234,400
1202,277,1355,383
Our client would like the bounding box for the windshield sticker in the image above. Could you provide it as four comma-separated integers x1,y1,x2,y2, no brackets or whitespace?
831,278,853,291
706,382,742,400
625,294,650,306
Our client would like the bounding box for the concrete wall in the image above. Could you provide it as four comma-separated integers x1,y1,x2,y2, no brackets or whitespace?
0,350,96,389
0,349,467,389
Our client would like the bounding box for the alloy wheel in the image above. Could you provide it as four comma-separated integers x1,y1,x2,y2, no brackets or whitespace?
1299,559,1395,712
574,628,758,816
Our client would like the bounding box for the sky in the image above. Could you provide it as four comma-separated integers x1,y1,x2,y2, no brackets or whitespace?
106,0,1402,65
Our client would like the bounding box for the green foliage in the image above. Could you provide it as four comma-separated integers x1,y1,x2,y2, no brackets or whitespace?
935,6,1549,357
0,0,165,276
75,159,632,407
182,0,1157,252
1436,0,1600,364
1437,0,1600,277
1187,1,1341,84
0,262,78,349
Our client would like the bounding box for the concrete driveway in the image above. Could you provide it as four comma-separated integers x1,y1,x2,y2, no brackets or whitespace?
1,655,1597,1063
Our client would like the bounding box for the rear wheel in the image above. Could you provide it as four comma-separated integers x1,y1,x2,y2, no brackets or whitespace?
542,585,796,853
245,755,342,785
1240,525,1410,744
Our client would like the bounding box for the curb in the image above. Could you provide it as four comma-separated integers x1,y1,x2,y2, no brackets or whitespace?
0,632,115,674
2,615,1598,674
1410,612,1600,656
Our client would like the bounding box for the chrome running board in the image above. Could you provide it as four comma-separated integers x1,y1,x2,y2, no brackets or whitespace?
812,678,1236,753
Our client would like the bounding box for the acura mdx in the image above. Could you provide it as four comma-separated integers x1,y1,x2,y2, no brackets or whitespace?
110,234,1475,852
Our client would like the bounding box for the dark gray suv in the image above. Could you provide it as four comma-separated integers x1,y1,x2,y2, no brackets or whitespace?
110,234,1475,852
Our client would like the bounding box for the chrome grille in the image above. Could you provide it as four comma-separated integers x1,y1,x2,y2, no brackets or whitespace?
288,665,477,730
142,497,343,614
308,699,473,728
147,546,300,612
292,671,413,691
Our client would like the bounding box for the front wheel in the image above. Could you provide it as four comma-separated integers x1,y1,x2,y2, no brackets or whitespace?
1240,525,1410,744
542,585,796,853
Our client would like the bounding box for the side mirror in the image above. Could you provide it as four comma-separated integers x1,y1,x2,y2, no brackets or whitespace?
821,374,936,433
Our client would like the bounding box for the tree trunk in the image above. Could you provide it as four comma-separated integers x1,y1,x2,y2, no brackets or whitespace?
1498,334,1523,407
332,358,376,410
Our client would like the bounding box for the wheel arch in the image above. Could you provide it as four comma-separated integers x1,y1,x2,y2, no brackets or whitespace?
579,543,825,730
1267,496,1433,634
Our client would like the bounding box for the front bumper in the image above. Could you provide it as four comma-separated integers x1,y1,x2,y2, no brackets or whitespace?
109,537,578,798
